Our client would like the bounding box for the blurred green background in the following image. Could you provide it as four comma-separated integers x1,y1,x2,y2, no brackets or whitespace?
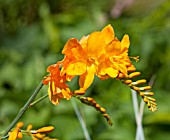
0,0,170,139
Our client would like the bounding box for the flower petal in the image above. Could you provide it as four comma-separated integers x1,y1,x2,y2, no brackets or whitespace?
105,39,121,55
75,64,96,94
62,38,85,60
87,32,105,58
101,24,115,44
66,62,86,75
121,34,130,52
105,67,118,78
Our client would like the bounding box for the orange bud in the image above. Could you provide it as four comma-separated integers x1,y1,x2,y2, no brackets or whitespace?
9,129,19,140
147,101,151,107
150,101,157,106
140,92,154,96
128,72,141,78
17,132,23,139
16,122,24,128
87,97,96,104
95,104,100,110
127,66,136,72
123,80,132,84
26,124,33,131
34,133,45,139
131,79,146,86
100,107,106,113
117,73,125,79
143,97,148,102
139,86,151,91
37,126,54,134
132,86,140,91
146,97,156,102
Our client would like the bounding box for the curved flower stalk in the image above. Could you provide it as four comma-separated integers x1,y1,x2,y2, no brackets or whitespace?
74,96,113,126
43,24,157,112
8,122,56,140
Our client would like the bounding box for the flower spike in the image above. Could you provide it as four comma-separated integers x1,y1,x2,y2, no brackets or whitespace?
43,24,157,114
75,95,113,126
121,73,157,112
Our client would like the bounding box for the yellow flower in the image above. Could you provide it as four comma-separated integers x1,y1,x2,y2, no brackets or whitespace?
43,64,72,105
60,24,135,93
43,24,137,104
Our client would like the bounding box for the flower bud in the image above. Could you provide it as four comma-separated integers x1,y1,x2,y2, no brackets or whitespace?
128,72,141,78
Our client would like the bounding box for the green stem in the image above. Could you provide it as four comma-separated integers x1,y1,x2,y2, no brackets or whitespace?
2,81,44,137
29,94,48,107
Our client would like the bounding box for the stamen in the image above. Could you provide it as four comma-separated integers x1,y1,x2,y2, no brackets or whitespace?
130,56,139,62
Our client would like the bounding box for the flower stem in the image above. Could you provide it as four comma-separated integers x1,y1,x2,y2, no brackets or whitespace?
71,99,91,140
2,81,44,137
29,94,48,107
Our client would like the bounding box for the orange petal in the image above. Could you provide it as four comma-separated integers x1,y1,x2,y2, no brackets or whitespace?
101,24,115,44
121,34,130,51
62,38,80,55
48,82,63,105
16,122,24,128
9,129,19,140
105,39,121,55
66,62,86,75
78,64,96,91
87,32,105,58
105,67,118,78
61,88,72,100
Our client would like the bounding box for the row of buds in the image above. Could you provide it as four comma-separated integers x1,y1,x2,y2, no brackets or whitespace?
8,122,56,140
75,96,113,126
122,72,157,112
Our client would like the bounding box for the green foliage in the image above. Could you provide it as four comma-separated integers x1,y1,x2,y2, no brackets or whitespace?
0,0,170,139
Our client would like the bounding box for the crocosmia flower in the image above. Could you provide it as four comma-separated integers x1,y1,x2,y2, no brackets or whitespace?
43,24,157,112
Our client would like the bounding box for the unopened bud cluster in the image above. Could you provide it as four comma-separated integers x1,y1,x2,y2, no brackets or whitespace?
122,72,157,112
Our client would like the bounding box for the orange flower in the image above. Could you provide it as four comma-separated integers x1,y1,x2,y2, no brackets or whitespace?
43,64,72,105
43,24,137,103
60,24,135,93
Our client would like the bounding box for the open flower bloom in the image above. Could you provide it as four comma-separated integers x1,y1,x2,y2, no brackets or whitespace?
59,24,136,94
43,24,157,112
43,63,72,105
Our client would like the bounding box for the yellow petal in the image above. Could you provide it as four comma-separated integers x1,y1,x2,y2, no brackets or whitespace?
105,67,118,78
61,88,72,100
87,32,105,58
66,62,86,75
101,24,115,44
79,64,96,91
105,39,121,55
48,82,63,105
121,34,130,51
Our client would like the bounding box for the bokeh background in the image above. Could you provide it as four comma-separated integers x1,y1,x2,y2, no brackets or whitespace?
0,0,170,139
